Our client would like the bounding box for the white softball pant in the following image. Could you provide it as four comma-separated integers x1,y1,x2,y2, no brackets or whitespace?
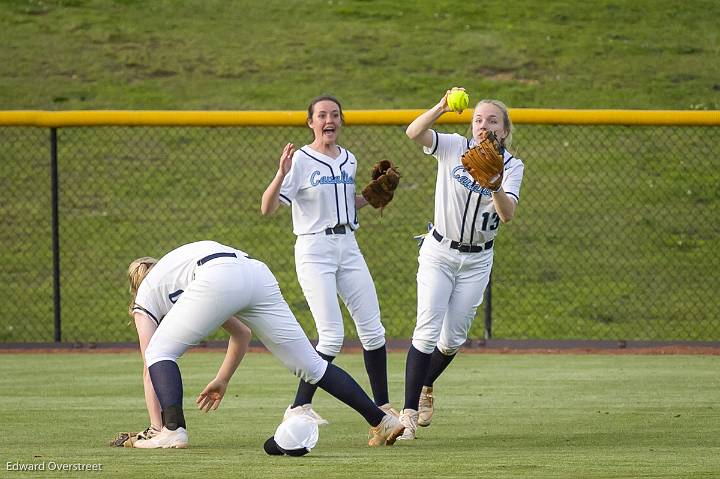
412,233,493,355
145,257,328,383
295,231,385,357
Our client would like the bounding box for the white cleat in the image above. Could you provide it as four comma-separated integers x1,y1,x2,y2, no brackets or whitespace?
283,404,329,426
133,426,188,449
397,409,418,441
418,386,434,427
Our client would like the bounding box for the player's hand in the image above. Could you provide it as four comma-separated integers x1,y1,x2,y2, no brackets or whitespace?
438,87,464,113
196,378,228,412
278,143,295,177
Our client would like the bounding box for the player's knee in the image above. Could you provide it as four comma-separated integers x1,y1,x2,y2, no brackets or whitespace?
144,342,180,367
411,338,435,354
290,356,328,384
437,343,461,356
360,336,386,351
358,328,385,351
316,336,343,356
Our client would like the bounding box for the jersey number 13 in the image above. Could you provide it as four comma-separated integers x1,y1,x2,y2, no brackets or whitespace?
481,212,500,231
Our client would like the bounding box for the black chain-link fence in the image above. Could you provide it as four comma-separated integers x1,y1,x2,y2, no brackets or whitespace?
1,117,719,343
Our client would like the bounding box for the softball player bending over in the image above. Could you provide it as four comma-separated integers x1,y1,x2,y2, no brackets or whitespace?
397,88,525,440
261,96,396,427
127,240,404,449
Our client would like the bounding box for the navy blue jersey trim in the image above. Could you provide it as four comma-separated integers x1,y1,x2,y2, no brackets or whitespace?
132,305,160,325
279,193,291,204
339,149,351,226
504,155,514,167
459,186,474,243
168,289,184,303
429,130,439,155
353,189,358,227
468,194,483,244
505,191,519,201
300,148,341,226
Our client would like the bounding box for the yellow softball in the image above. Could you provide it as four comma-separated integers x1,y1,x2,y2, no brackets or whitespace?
447,90,469,112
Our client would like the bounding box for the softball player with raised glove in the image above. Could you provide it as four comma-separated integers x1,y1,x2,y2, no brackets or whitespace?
261,96,396,426
126,240,404,449
397,88,525,440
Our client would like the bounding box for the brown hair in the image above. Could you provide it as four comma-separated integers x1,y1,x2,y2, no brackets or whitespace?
307,95,344,124
127,256,158,316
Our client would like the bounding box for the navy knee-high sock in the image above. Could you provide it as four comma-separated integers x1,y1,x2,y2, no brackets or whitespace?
315,363,385,427
403,345,432,411
423,347,457,387
148,360,186,430
292,351,335,408
363,344,389,406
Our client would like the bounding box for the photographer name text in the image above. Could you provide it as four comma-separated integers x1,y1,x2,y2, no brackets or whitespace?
7,462,103,472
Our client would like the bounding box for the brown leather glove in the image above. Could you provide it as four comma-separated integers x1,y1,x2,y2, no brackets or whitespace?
362,160,401,209
461,130,504,191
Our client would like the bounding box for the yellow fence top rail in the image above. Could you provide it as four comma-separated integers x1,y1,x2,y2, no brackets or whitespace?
1,109,719,127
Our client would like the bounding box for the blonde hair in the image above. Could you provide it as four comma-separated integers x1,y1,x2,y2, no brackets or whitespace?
476,99,513,148
127,256,158,316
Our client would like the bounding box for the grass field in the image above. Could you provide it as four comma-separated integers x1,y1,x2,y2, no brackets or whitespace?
0,351,718,478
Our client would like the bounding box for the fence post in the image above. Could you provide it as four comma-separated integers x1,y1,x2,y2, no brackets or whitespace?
50,128,61,342
483,274,492,339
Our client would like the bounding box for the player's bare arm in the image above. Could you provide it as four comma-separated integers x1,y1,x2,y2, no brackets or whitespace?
406,88,459,148
355,194,369,209
260,142,295,216
491,187,518,223
133,311,163,429
196,316,252,413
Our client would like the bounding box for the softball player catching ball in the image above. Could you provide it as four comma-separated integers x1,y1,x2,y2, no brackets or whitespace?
397,88,525,440
261,96,395,425
127,240,404,448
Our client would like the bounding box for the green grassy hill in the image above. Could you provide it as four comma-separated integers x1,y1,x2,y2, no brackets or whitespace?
1,0,719,110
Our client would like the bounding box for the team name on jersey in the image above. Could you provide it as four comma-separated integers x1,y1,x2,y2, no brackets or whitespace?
451,165,493,197
310,170,355,186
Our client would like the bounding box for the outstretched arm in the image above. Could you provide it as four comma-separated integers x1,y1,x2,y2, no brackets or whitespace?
260,143,295,216
133,311,162,430
196,316,252,412
406,88,461,148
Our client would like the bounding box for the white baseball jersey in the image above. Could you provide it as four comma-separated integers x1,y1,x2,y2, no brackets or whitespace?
135,240,328,383
410,130,525,355
275,144,384,356
133,240,246,325
424,130,524,245
278,146,360,235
